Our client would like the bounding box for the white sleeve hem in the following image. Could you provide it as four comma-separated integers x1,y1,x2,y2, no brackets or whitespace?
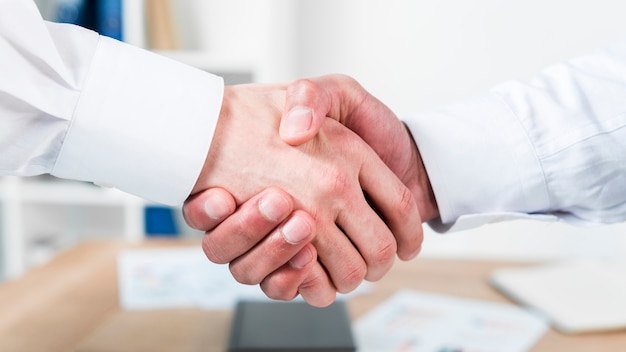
428,212,559,233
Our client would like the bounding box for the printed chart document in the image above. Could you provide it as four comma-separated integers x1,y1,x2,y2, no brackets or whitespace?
491,259,626,334
117,247,369,310
117,247,265,310
354,290,548,352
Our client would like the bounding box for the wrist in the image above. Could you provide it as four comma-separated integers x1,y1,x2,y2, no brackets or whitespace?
404,123,439,222
415,143,439,222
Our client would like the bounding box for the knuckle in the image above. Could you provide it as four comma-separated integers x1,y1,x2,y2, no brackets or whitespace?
298,272,323,292
365,238,396,281
333,74,364,100
297,268,337,307
294,78,320,96
321,168,351,196
330,73,355,86
394,185,418,219
335,262,367,293
371,237,397,268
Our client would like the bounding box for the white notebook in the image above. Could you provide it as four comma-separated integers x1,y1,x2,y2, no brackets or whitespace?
490,260,626,334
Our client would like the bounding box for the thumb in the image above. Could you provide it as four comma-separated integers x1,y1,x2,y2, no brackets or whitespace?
279,78,333,145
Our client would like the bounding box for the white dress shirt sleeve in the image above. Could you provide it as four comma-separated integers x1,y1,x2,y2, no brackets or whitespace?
0,0,223,205
405,36,626,232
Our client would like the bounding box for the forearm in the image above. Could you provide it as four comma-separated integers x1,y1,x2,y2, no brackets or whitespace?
1,0,223,205
407,35,626,231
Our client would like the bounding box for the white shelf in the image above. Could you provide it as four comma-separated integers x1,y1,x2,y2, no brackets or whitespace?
153,50,257,73
3,178,144,206
154,50,257,85
0,177,146,281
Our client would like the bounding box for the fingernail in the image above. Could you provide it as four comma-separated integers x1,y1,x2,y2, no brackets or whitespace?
282,106,313,136
289,247,313,269
258,192,290,221
281,216,311,244
203,194,231,220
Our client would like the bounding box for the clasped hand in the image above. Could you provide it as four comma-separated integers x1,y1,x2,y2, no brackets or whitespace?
184,75,438,307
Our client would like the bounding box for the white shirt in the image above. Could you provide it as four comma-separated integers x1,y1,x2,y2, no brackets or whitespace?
407,36,626,232
0,0,223,205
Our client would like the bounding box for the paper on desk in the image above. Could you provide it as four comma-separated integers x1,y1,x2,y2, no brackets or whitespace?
354,290,548,352
117,247,370,310
491,259,626,334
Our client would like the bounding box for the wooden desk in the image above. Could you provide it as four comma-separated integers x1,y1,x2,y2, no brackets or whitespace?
0,240,624,351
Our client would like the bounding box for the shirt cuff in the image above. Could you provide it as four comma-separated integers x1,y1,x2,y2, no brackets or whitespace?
51,36,224,205
428,212,558,233
404,93,551,232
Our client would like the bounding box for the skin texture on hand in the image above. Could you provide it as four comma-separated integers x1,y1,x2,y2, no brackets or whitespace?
184,187,323,303
281,75,438,223
189,83,423,307
184,186,357,305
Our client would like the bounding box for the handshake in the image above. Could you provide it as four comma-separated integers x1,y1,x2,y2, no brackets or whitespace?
182,75,439,307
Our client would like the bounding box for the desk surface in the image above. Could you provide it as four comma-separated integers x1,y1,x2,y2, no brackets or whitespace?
0,240,624,351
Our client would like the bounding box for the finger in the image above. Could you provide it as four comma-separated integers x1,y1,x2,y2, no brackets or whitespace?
201,187,294,264
280,78,331,145
297,261,338,308
261,251,338,308
259,244,318,301
335,199,397,282
280,75,363,146
286,78,424,261
359,146,423,261
183,187,236,230
229,210,315,284
312,223,367,293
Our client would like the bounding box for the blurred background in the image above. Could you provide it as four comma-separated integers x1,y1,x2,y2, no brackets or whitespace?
2,0,626,281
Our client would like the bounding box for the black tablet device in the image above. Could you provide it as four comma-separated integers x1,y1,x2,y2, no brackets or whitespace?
228,300,356,352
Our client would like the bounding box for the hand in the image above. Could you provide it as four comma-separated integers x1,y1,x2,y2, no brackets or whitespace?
188,83,422,306
184,76,435,305
280,74,438,222
183,187,322,302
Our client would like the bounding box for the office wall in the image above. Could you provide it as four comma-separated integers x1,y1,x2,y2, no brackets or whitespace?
293,0,626,260
171,0,297,82
294,0,626,114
